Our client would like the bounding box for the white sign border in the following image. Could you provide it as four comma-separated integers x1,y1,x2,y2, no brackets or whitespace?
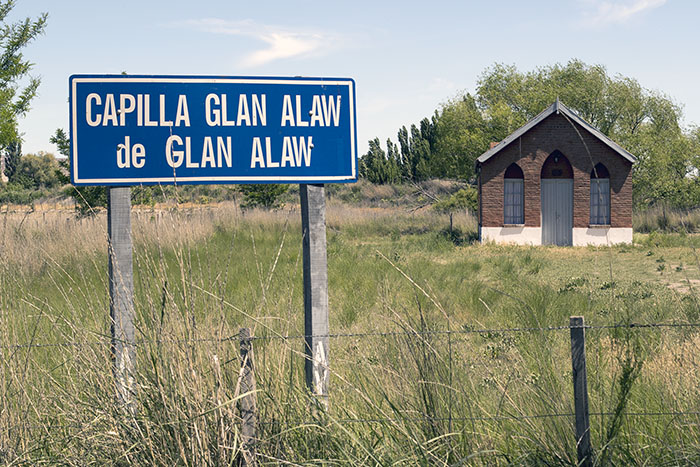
70,76,357,185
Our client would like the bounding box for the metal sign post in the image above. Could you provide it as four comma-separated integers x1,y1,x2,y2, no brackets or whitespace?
300,184,329,404
570,316,592,466
107,187,135,409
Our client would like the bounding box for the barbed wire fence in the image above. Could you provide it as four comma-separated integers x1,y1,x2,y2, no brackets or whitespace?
2,318,700,465
4,320,699,350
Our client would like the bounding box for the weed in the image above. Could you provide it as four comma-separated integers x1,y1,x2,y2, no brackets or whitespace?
559,277,588,293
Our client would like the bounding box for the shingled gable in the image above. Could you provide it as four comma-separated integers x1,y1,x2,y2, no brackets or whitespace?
476,99,637,165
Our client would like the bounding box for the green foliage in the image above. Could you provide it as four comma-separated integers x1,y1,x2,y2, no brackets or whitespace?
360,119,438,184
65,185,107,215
0,146,60,205
0,3,47,150
359,137,401,184
50,128,70,158
0,3,47,200
433,186,478,236
475,60,700,210
362,59,700,212
10,152,61,189
238,184,288,210
431,94,490,181
629,122,700,209
0,182,47,204
50,128,70,184
3,139,20,179
432,187,477,215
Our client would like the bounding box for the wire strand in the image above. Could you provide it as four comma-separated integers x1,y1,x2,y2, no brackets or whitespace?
3,321,700,349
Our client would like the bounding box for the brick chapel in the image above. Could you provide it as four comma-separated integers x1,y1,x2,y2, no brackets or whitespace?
476,99,635,246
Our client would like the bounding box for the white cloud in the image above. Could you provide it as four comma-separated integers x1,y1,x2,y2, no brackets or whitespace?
582,0,668,26
182,18,337,68
242,32,323,68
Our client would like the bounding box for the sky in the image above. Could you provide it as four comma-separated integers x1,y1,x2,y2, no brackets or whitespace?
9,0,700,156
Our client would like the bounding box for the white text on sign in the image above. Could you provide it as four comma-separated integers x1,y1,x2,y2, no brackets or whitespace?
81,93,341,170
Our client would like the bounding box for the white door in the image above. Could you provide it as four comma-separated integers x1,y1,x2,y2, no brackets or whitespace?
541,179,573,246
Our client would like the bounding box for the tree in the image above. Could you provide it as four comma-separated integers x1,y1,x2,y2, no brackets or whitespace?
409,124,431,181
431,93,489,181
359,138,401,184
50,128,70,158
385,139,401,182
363,59,699,210
359,138,384,183
0,3,47,150
3,139,20,179
11,152,61,189
397,126,411,180
469,59,698,209
50,128,70,185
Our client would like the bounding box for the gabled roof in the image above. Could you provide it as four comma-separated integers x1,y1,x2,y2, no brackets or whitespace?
476,99,637,165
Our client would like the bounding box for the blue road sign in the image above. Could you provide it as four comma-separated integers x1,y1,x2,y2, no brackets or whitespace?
69,75,357,186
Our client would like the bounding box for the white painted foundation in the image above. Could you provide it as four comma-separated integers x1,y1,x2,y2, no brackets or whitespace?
480,226,633,246
480,226,542,245
572,227,633,246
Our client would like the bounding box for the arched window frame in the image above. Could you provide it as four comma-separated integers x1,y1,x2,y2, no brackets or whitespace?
590,163,610,225
504,163,524,225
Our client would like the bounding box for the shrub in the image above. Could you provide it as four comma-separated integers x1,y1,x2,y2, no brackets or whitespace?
10,152,62,189
239,184,288,210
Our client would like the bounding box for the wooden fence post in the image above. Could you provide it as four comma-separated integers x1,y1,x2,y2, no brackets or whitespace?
108,187,135,410
570,316,592,467
300,184,329,406
238,328,257,467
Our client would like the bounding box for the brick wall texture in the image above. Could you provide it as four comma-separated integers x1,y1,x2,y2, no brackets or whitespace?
479,112,633,228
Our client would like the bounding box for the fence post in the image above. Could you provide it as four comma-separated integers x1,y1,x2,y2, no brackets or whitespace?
299,184,329,406
570,316,592,467
238,328,257,467
108,187,135,411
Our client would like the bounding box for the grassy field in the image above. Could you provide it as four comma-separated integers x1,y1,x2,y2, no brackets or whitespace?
0,200,699,465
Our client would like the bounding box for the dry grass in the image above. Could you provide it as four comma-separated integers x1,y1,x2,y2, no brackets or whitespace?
0,208,105,274
635,205,700,233
644,331,700,397
0,201,699,464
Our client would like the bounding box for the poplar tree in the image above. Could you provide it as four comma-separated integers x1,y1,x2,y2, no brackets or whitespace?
3,139,20,179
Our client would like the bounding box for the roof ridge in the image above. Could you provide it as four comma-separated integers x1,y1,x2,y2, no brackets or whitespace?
476,100,636,165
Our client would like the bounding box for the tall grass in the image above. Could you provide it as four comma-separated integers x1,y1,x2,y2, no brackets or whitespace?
0,202,699,464
634,205,700,233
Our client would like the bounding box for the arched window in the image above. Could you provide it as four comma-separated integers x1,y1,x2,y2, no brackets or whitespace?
504,163,524,224
590,163,610,225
